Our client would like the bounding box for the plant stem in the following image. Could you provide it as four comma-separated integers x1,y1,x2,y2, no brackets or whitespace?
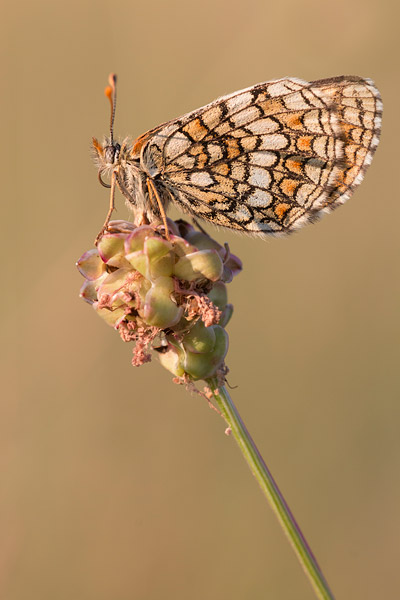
206,377,335,600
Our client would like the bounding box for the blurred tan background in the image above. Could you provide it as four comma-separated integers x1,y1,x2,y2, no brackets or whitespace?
2,0,399,598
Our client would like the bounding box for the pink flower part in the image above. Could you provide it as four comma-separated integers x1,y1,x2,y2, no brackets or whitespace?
118,321,137,342
131,345,152,366
97,293,113,309
131,326,159,366
187,295,222,327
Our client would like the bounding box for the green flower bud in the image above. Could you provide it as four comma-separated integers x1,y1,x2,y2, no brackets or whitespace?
124,226,154,253
97,269,132,306
79,277,104,304
126,235,174,281
97,233,132,269
144,237,174,279
174,249,223,282
142,276,182,328
76,249,106,281
183,229,223,253
125,249,149,278
183,326,228,380
157,340,186,378
182,320,217,354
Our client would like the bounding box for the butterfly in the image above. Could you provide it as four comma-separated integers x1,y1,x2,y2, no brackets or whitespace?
92,74,382,243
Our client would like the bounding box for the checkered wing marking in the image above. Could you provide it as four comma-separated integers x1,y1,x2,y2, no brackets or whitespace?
139,76,382,235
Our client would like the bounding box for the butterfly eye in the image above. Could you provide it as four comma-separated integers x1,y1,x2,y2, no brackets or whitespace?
104,142,121,164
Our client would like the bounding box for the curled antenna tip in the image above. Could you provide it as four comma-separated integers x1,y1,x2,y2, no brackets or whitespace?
104,85,113,100
104,74,117,102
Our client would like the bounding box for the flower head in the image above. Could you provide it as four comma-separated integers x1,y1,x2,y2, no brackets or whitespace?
77,219,242,382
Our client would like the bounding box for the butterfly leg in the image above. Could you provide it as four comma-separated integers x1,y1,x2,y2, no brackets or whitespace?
94,170,117,245
146,177,170,241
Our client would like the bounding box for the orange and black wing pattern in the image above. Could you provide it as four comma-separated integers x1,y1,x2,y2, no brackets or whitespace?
137,76,381,235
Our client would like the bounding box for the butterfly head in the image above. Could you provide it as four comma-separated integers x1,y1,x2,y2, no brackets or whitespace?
92,137,121,167
92,74,122,185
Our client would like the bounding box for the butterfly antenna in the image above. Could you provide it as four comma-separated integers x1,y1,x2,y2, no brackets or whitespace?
104,73,117,144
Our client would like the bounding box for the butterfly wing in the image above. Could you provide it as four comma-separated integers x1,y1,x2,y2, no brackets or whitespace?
139,76,382,235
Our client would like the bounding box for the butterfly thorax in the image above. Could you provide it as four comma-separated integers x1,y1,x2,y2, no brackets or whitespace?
92,136,170,222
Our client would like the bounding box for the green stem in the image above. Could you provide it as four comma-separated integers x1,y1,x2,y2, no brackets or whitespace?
206,377,335,600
